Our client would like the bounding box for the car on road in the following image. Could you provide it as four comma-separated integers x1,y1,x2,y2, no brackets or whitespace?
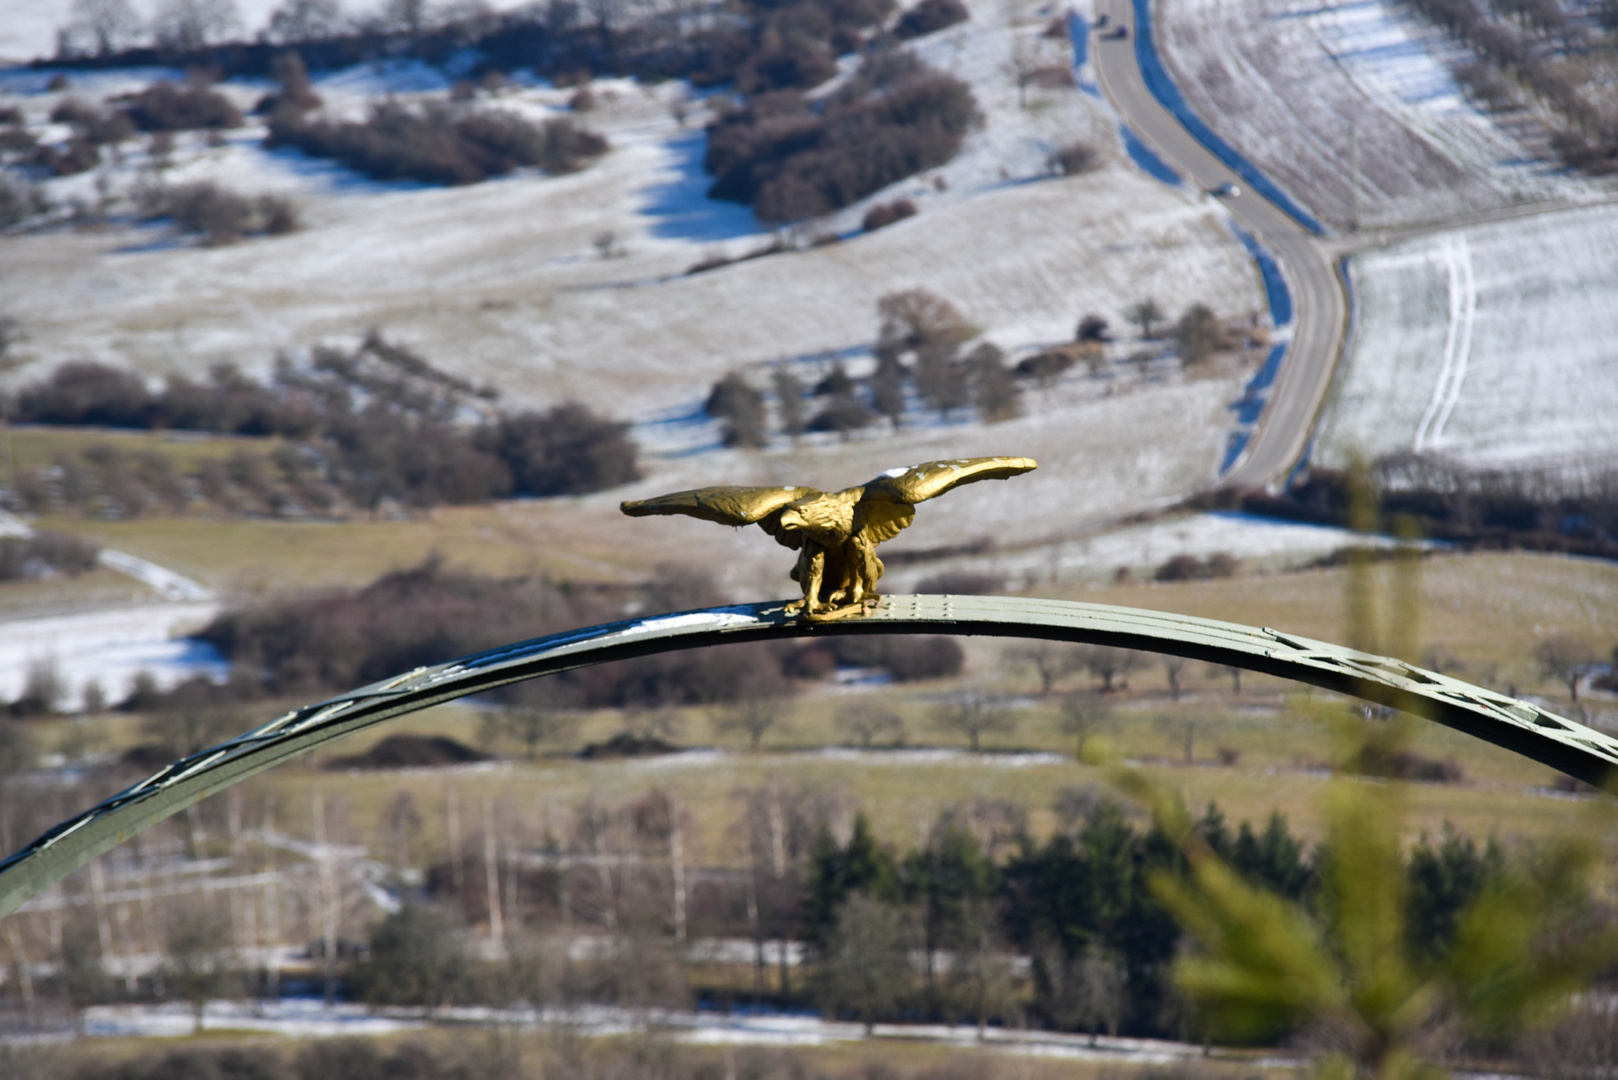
1095,13,1109,26
1111,25,1129,38
1209,182,1241,197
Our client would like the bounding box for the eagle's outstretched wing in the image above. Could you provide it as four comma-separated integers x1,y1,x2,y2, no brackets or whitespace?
621,485,820,547
860,457,1038,505
851,457,1037,543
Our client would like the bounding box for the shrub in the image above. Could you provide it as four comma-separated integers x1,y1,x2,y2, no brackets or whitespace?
15,361,153,427
350,904,466,1007
807,395,874,437
966,342,1020,421
861,197,917,232
49,97,100,125
915,570,1002,593
477,404,639,496
1172,302,1235,366
1076,314,1110,342
1049,140,1098,175
125,81,243,131
267,102,608,185
884,636,964,680
706,372,769,448
0,174,46,228
737,36,839,94
32,135,99,175
894,0,969,39
1154,552,1241,581
705,53,979,222
141,181,300,243
0,532,101,581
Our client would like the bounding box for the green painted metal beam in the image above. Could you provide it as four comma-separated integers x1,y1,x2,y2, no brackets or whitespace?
2,594,1614,918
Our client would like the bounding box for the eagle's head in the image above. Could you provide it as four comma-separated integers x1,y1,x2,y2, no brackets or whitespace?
777,491,858,541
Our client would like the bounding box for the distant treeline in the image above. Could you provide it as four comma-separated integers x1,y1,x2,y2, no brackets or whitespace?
1215,453,1618,560
1406,0,1618,173
705,289,1022,446
6,335,638,515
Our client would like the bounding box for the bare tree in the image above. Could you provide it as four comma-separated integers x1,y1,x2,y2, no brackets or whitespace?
632,789,691,942
381,0,433,33
772,369,807,440
1057,697,1111,760
1206,661,1242,695
1073,944,1126,1044
932,694,1018,752
714,696,786,749
1161,654,1188,701
266,0,347,41
1006,643,1081,696
839,701,906,748
944,897,1016,1040
1124,297,1165,339
1536,634,1598,701
68,0,144,55
164,904,234,1033
811,893,911,1034
152,0,243,49
868,356,906,429
1077,645,1139,692
1157,714,1199,764
480,705,580,760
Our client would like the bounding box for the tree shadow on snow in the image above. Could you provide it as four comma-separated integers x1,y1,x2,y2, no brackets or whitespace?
638,129,763,242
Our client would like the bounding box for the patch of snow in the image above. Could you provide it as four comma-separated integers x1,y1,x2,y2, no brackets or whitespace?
98,549,213,601
81,998,421,1039
0,601,225,710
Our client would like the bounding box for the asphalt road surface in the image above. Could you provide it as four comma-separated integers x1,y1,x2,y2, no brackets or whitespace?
1091,0,1348,489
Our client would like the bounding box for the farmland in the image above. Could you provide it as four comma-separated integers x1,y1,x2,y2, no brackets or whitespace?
1154,0,1604,229
1319,202,1618,471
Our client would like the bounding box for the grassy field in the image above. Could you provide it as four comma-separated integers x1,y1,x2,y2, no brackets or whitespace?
3,425,288,473
30,502,646,594
18,538,1616,871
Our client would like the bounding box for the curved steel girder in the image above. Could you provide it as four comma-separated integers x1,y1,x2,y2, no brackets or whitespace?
3,593,1616,918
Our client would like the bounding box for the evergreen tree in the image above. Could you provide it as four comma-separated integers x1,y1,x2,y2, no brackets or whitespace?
1231,812,1314,902
902,821,997,1012
802,813,898,950
1406,826,1504,964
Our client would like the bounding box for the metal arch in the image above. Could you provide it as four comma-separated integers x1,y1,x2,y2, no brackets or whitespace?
3,593,1616,918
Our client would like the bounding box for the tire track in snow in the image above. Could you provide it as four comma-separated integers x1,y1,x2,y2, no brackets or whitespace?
1412,233,1474,451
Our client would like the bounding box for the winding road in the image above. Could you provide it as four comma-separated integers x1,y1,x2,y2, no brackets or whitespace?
1091,0,1348,489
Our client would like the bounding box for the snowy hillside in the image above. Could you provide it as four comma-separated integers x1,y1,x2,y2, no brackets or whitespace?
0,0,1272,565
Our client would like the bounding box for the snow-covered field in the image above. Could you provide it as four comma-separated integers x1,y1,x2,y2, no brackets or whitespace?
1155,0,1603,229
0,0,1278,569
0,49,1257,419
1318,203,1618,471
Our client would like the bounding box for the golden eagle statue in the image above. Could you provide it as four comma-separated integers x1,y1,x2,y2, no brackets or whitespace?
621,456,1037,620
